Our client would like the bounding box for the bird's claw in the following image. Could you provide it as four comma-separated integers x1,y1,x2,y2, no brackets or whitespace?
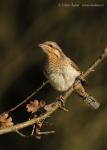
78,75,86,82
76,74,87,86
56,96,68,112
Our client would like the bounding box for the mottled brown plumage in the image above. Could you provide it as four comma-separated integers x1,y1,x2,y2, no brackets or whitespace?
39,41,100,109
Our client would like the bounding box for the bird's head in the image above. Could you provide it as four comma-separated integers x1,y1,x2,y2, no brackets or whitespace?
38,41,62,58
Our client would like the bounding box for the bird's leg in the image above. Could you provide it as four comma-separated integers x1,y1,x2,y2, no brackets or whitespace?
56,94,68,111
58,95,64,103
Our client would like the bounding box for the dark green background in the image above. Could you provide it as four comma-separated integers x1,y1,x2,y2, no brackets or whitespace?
0,0,107,150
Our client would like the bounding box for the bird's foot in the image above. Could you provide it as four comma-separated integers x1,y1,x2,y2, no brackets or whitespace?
76,73,87,87
77,73,86,82
56,96,68,112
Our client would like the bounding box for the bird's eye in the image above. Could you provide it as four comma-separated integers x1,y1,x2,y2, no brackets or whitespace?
48,44,53,48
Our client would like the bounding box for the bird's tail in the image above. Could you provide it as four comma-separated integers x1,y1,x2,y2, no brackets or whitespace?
83,95,100,109
74,81,100,110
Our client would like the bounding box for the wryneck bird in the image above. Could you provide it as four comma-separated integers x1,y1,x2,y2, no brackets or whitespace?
39,41,100,109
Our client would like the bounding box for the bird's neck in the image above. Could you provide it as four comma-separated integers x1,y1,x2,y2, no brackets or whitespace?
46,53,61,68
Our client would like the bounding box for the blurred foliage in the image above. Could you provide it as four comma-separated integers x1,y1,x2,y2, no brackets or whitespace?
0,0,107,150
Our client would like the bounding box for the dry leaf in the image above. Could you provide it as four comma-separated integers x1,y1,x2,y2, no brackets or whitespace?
26,100,39,113
39,100,46,108
0,113,14,129
44,103,56,112
26,100,46,114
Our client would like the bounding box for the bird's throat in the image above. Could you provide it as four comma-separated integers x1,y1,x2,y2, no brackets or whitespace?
47,53,61,68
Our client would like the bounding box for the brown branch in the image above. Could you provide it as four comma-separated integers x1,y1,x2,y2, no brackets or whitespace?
0,47,107,135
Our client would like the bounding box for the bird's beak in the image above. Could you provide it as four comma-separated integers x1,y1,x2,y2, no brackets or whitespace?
38,43,44,48
38,43,49,54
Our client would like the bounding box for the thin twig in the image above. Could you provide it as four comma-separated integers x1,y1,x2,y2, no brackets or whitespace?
7,80,49,113
0,47,107,135
83,47,107,78
38,130,56,135
16,130,29,137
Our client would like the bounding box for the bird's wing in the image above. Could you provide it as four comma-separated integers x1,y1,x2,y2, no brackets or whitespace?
68,57,81,72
